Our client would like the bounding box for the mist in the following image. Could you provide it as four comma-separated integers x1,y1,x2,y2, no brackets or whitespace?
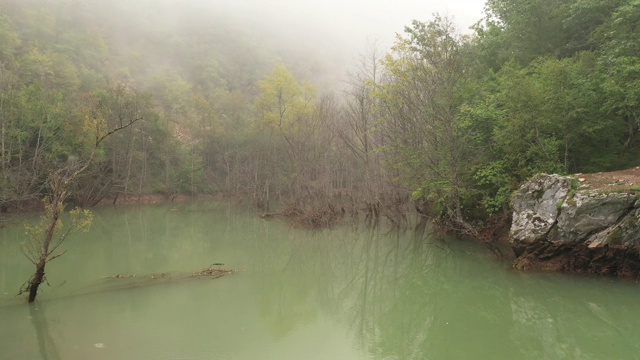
52,0,485,89
185,0,486,87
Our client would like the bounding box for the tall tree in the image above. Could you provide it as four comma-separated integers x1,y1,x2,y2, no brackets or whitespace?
377,16,474,231
474,0,573,69
254,64,316,199
255,64,316,157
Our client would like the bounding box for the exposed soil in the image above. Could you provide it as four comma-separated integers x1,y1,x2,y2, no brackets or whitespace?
574,166,640,192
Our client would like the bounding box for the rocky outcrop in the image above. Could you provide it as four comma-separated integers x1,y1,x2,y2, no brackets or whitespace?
510,174,572,245
510,174,640,277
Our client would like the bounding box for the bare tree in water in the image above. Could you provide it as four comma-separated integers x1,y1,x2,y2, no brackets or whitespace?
19,116,142,303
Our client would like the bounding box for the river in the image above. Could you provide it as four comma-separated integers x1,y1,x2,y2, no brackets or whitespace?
1,201,640,359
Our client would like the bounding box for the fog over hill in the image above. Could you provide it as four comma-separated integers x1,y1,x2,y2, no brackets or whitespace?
195,0,486,86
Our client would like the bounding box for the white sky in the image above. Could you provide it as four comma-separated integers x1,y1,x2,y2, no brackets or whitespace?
214,0,486,42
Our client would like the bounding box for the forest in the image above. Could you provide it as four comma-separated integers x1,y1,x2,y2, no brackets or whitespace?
1,0,639,236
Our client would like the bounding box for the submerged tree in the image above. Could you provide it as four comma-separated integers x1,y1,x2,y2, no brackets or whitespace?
19,114,142,303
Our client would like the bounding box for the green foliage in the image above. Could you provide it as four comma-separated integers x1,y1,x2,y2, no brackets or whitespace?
255,64,316,135
0,0,290,204
419,0,640,223
23,198,93,264
68,207,94,232
3,0,640,234
474,161,513,214
0,13,21,65
474,0,572,68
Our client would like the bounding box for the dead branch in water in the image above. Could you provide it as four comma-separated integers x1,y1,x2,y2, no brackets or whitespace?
31,264,241,302
103,264,237,282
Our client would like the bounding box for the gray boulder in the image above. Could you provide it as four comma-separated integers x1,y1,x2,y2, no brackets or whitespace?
510,174,571,244
551,192,635,244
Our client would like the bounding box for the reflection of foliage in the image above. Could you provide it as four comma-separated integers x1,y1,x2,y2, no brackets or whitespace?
251,230,335,340
296,225,640,360
6,203,640,358
340,230,440,360
256,271,318,340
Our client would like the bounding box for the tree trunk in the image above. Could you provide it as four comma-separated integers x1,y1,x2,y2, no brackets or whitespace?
28,260,46,303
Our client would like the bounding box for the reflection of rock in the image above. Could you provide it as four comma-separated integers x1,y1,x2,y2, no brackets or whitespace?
510,174,640,276
510,297,562,359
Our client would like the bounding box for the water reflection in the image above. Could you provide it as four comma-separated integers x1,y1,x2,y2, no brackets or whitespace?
2,202,640,360
506,276,640,360
338,229,444,360
30,304,62,360
246,222,640,360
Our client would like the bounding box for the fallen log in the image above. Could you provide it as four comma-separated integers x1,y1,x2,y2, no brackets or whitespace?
28,264,240,302
103,263,235,281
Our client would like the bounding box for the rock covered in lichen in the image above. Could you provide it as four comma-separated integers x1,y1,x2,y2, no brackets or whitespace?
587,207,640,248
550,192,636,244
510,174,571,244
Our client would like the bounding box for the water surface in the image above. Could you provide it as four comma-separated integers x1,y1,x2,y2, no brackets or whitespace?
1,201,640,359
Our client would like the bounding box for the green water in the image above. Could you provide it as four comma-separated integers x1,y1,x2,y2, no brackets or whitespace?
1,201,640,360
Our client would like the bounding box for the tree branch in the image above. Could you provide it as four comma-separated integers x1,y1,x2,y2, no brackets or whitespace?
47,250,67,262
95,117,143,147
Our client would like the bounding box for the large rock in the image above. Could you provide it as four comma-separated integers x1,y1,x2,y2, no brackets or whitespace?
550,192,635,244
509,173,640,277
510,174,571,244
587,208,640,248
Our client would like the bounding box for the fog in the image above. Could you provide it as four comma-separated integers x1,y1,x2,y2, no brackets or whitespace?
212,0,485,39
8,0,487,88
198,0,487,86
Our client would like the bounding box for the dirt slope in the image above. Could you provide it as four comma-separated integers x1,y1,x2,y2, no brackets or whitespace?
575,166,640,191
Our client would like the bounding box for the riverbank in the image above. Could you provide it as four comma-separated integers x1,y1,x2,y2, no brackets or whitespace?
0,192,229,228
97,193,226,206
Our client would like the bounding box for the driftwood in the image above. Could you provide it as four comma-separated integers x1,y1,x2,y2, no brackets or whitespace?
102,263,236,283
28,264,239,302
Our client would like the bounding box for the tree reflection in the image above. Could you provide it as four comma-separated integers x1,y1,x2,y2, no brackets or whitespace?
335,225,640,359
248,225,328,339
30,303,61,360
339,228,441,359
6,205,640,359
